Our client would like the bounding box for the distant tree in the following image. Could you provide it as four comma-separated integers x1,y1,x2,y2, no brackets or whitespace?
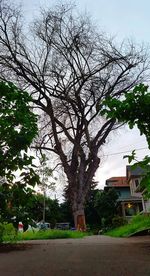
0,182,35,230
36,154,56,223
94,188,119,228
45,198,60,228
0,183,60,229
29,193,60,228
85,188,100,230
59,201,74,226
0,1,149,229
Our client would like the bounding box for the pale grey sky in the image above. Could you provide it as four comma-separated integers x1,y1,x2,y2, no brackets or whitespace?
17,0,150,44
14,0,150,189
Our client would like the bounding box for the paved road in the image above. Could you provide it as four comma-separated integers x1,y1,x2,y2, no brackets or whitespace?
0,235,150,276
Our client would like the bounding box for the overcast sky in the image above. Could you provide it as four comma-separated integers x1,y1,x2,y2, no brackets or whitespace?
14,0,150,191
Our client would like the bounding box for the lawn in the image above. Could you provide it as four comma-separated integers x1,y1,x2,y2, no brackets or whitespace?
17,229,89,241
106,214,150,237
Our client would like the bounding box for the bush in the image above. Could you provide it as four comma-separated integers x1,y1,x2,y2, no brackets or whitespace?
112,216,128,228
86,224,101,235
0,223,4,243
0,222,17,243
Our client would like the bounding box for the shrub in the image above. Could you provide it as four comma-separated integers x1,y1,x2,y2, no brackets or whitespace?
86,224,101,235
0,223,4,243
112,216,128,228
0,222,17,243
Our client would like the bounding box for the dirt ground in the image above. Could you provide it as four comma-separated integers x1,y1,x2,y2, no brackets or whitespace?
0,235,150,276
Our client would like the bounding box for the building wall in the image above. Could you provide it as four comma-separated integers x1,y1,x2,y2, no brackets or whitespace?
145,200,150,212
115,187,131,199
129,178,142,198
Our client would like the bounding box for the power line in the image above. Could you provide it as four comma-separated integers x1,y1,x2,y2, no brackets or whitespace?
103,147,149,157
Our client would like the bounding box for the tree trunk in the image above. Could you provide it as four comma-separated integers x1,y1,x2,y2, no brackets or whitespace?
73,208,86,231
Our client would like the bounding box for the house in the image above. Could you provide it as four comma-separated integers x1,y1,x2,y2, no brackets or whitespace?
127,165,150,213
105,174,143,220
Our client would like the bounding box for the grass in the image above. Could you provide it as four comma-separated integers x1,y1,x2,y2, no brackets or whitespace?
106,214,150,237
17,229,89,241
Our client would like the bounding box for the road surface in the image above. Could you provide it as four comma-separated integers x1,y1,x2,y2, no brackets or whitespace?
0,235,150,276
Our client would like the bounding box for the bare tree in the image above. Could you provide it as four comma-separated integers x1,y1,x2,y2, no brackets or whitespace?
0,0,149,229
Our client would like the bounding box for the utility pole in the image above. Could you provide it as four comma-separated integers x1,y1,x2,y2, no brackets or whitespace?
43,189,46,223
37,154,57,225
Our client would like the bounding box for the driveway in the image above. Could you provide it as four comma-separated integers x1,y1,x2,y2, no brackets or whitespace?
0,235,150,276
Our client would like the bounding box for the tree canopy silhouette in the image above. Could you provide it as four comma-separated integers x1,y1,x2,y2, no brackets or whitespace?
0,0,149,228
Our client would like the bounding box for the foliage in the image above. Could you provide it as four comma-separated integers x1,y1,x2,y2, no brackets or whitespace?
124,153,150,198
0,183,62,229
0,223,4,242
100,83,150,197
36,154,56,192
94,188,119,228
106,214,150,237
59,201,74,227
35,154,57,224
0,183,121,231
29,194,61,228
85,188,101,230
0,81,38,185
17,229,88,240
0,183,36,229
0,222,17,243
112,216,128,228
101,84,150,146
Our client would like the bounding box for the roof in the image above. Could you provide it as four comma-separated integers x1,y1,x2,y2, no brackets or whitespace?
118,196,142,202
126,165,145,177
106,177,129,187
